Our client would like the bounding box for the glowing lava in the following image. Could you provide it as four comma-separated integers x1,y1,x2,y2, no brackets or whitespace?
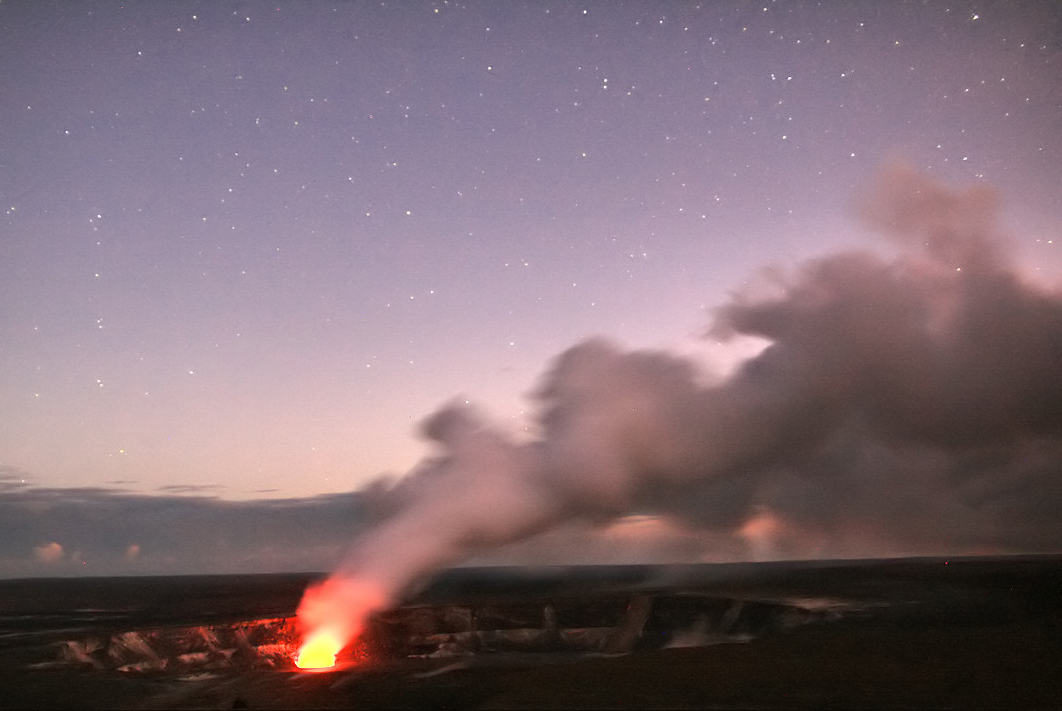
295,575,388,670
294,628,342,670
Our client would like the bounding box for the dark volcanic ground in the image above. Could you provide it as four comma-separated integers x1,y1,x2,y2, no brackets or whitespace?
1,556,1060,709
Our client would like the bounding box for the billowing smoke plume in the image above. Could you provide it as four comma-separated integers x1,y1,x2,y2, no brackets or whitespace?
297,164,1062,646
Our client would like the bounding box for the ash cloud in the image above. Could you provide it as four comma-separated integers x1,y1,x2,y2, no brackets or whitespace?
298,164,1062,643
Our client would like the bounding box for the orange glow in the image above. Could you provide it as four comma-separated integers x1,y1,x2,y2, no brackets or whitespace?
294,628,342,670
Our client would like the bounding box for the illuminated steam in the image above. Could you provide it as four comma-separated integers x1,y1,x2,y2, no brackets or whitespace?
297,164,1062,646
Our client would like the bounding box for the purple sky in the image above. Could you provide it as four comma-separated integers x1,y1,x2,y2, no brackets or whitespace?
1,2,1060,577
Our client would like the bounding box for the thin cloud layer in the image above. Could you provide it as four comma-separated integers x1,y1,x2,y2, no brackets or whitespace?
298,165,1062,647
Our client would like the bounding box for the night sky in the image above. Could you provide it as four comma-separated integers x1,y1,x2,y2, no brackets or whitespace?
2,1,1060,577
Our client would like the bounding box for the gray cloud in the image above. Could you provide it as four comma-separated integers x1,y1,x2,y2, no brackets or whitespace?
297,164,1062,646
0,473,366,578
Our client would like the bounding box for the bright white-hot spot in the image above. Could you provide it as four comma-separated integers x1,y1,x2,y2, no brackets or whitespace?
294,628,342,670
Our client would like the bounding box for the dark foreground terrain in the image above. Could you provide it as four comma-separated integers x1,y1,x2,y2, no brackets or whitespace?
1,556,1060,709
